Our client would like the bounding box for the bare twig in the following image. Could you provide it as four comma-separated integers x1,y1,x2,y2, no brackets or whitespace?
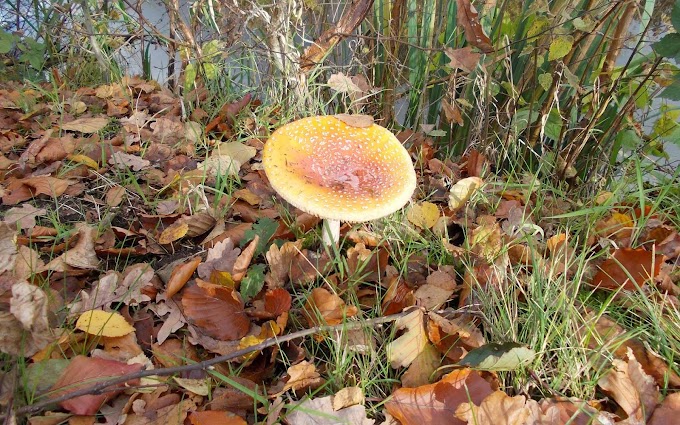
16,308,417,416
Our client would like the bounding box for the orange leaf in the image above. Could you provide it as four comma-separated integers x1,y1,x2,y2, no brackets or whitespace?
592,248,664,290
232,235,259,282
165,256,201,298
264,288,292,317
303,287,358,326
181,280,250,341
385,369,496,425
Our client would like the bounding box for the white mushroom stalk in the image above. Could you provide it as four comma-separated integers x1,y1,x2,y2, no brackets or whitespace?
262,115,416,247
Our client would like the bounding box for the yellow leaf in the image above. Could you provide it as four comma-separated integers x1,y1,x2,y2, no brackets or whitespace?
548,35,574,61
67,154,99,169
159,220,189,244
75,310,135,337
407,202,440,229
449,177,484,210
387,308,427,368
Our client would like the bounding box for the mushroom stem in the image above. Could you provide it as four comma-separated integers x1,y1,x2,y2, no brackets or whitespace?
321,219,340,246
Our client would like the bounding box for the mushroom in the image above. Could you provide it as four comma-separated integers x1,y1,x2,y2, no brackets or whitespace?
262,115,416,246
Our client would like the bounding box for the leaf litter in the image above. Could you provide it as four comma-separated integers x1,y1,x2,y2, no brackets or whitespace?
0,75,678,425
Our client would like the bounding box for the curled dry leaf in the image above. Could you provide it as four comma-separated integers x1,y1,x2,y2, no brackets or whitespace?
198,237,240,281
279,360,325,395
42,223,99,271
385,369,496,425
649,393,680,425
455,0,494,53
75,309,135,337
185,212,217,237
303,287,358,327
444,46,481,72
2,176,72,205
3,203,47,230
109,151,151,171
181,279,250,341
50,355,144,415
165,256,201,299
1,281,53,356
449,177,483,211
427,312,485,362
592,248,664,290
0,221,17,274
232,235,259,283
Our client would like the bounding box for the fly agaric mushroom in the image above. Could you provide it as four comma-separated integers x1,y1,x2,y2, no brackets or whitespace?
262,115,416,246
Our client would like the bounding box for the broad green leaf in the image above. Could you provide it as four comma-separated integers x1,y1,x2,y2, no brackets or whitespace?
0,29,15,54
538,73,553,91
184,62,197,89
526,16,549,40
652,33,680,62
240,263,266,302
660,75,680,101
241,217,278,256
548,35,573,61
672,0,680,32
458,342,535,371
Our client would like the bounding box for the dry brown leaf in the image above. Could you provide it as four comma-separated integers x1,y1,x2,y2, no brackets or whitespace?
181,280,250,341
455,0,493,53
1,281,53,356
188,411,246,425
42,223,99,271
334,114,374,128
3,203,47,230
265,240,302,289
280,360,325,395
598,348,659,423
109,151,151,171
105,186,126,207
303,287,358,326
185,213,216,237
232,235,259,283
286,395,374,425
444,46,481,72
165,256,201,299
427,312,485,362
455,391,532,425
592,248,664,290
0,222,17,274
385,369,496,425
401,343,442,388
197,238,240,281
2,176,72,205
61,117,109,133
50,355,144,415
649,393,680,425
332,386,365,410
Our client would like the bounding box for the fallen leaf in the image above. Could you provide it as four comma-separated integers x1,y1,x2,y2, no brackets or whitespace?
286,395,374,425
592,248,664,290
598,348,659,423
303,287,358,326
42,223,100,271
61,117,109,133
165,256,201,298
188,411,246,425
0,222,17,274
332,386,365,410
181,280,250,341
232,235,259,282
75,310,135,337
280,360,325,395
385,369,496,425
387,308,428,368
455,391,532,425
109,151,151,171
407,202,440,229
105,186,126,207
334,114,374,128
3,203,47,230
328,72,364,93
50,355,144,415
401,343,442,388
1,281,53,356
449,177,483,210
649,393,680,425
2,176,72,205
159,219,189,244
197,238,241,282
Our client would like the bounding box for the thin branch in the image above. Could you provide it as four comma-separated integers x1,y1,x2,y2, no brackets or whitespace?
16,308,417,416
